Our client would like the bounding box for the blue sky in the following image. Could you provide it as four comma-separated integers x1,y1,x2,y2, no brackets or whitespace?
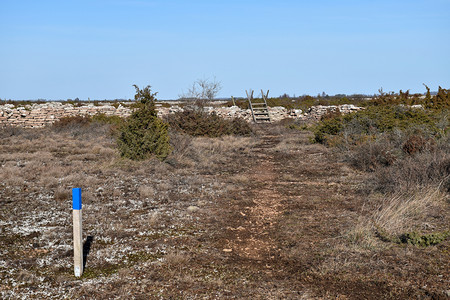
1,0,449,100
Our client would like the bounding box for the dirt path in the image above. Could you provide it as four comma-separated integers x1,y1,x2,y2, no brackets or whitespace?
210,127,390,298
223,134,285,261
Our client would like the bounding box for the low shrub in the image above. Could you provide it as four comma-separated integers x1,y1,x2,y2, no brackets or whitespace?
166,109,252,137
92,114,124,127
53,115,91,128
368,86,450,109
346,137,398,172
92,114,125,136
399,231,449,247
313,116,344,144
313,105,445,145
0,125,28,138
357,133,450,193
312,103,450,193
402,134,435,155
117,85,172,161
226,95,361,110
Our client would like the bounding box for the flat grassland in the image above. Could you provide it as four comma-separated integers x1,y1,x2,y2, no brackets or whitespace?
0,122,449,299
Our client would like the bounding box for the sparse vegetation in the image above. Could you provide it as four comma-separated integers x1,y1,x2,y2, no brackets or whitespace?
303,88,450,299
313,105,446,145
228,94,368,110
312,88,449,195
1,86,448,299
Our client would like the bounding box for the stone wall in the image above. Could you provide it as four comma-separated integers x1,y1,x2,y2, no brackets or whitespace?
0,103,132,128
298,104,363,121
0,102,363,128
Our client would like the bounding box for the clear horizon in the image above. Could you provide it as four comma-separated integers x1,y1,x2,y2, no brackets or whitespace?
1,0,449,100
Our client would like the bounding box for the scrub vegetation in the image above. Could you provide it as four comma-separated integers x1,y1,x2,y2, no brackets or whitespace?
0,86,448,299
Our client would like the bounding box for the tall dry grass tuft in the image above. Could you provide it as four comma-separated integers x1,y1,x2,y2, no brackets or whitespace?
163,251,190,272
346,186,447,248
372,187,441,236
138,185,154,199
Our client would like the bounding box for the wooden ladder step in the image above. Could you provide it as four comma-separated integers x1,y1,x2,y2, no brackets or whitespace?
246,89,271,123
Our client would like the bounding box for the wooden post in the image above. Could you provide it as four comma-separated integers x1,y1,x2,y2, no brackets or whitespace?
231,96,236,106
72,188,83,277
246,90,256,123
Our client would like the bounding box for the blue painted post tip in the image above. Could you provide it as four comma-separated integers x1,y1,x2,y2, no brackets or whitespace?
72,188,82,210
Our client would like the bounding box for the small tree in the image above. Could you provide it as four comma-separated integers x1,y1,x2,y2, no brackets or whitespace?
117,85,171,160
179,77,222,108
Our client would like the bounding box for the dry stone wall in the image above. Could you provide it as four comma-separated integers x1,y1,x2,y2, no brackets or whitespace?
0,102,363,128
0,103,132,128
299,104,363,121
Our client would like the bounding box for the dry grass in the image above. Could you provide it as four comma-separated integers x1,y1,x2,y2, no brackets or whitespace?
0,122,262,298
138,185,154,199
1,121,448,299
170,134,257,171
163,250,190,270
372,188,442,234
346,187,448,248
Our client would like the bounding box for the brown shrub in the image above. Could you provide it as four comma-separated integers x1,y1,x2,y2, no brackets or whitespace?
320,107,341,121
51,115,114,141
370,151,450,193
53,115,91,128
402,135,435,155
166,109,252,137
345,131,449,193
0,125,27,138
345,138,398,172
54,187,70,201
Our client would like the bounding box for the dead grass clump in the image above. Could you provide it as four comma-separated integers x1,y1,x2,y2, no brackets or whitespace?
168,131,192,161
39,176,59,189
148,212,160,227
138,186,154,199
54,187,70,202
372,189,439,235
163,251,190,271
346,187,448,249
5,175,25,187
345,218,379,250
273,134,309,153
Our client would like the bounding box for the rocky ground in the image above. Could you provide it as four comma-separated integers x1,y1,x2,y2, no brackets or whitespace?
0,123,448,299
